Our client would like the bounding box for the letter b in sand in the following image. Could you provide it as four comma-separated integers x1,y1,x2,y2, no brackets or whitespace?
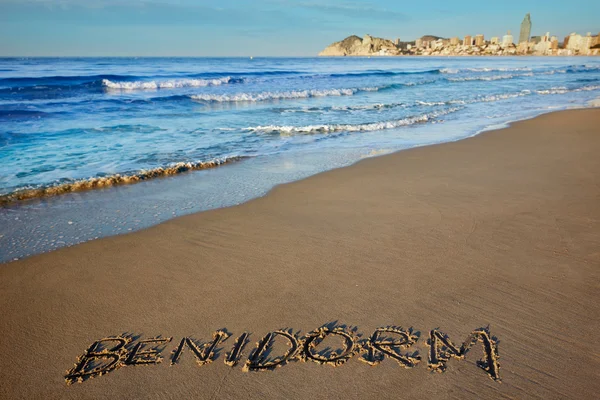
65,337,130,384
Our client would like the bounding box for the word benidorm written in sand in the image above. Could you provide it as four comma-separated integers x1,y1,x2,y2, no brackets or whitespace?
65,324,501,385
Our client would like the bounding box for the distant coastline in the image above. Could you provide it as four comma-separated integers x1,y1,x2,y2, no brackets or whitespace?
319,33,600,57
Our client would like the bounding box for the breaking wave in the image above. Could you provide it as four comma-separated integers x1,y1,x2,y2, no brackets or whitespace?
278,103,408,114
244,108,463,135
190,87,382,102
440,65,600,76
536,85,600,95
0,156,247,205
446,73,534,82
102,77,241,90
440,67,532,74
325,69,441,78
270,84,598,116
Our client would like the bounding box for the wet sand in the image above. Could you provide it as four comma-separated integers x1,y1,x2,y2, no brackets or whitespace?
1,108,599,399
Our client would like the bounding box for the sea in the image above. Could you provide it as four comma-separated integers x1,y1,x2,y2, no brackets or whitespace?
1,57,599,262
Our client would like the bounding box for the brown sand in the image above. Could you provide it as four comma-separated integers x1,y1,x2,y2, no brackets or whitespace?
1,109,599,399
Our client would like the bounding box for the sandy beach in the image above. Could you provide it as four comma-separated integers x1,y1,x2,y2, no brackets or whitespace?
1,108,599,399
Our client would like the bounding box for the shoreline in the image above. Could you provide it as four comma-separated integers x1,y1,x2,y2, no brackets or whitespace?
1,108,599,398
1,102,598,264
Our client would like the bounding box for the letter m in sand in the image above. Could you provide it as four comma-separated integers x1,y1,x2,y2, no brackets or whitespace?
427,327,501,382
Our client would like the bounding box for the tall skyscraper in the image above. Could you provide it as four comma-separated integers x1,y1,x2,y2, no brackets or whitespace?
519,13,532,44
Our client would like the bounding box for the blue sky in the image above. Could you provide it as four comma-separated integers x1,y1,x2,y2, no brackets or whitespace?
1,0,598,56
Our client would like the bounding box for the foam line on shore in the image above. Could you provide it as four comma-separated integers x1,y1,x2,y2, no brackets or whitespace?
0,156,247,206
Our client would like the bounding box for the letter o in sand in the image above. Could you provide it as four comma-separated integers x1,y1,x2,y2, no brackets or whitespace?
302,327,357,366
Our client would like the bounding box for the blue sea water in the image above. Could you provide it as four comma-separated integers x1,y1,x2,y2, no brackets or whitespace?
1,57,599,262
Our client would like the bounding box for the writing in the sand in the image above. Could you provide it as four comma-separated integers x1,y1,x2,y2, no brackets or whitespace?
65,324,501,385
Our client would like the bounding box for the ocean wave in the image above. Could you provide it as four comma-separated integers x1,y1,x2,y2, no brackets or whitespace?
325,69,441,78
446,73,533,82
279,103,406,114
0,74,132,86
536,85,600,95
0,109,51,119
536,87,569,95
440,65,600,76
0,156,247,205
276,90,534,114
244,108,462,135
440,67,532,74
102,76,241,90
190,87,382,103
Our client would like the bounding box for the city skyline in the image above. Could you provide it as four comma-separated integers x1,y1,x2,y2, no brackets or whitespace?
0,0,599,56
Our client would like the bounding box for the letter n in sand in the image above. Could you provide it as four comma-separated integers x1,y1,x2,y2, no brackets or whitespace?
170,330,230,366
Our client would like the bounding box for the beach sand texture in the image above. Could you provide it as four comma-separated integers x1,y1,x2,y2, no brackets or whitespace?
1,109,599,399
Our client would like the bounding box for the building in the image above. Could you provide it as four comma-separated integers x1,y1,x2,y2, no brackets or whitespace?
464,35,472,46
531,36,542,44
450,37,460,46
474,34,485,46
565,32,594,55
502,31,514,47
591,33,600,48
394,38,401,46
415,38,423,49
533,32,552,55
490,37,499,45
519,13,532,44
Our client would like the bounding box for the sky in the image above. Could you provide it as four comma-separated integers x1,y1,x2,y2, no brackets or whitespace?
0,0,598,56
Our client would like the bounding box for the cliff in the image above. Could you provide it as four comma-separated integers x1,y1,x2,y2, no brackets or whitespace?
318,34,400,56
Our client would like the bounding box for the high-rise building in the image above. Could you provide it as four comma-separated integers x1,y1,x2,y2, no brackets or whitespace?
464,35,472,46
519,13,532,44
502,31,514,47
490,37,499,45
565,32,594,54
474,34,485,46
564,35,571,48
450,37,460,46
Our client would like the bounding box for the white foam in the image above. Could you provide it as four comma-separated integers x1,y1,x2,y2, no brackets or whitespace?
575,85,600,92
244,108,462,135
102,77,235,90
536,87,569,95
478,91,532,102
588,98,600,107
415,91,531,106
330,103,392,111
190,87,380,102
415,100,446,106
440,67,532,74
447,73,533,82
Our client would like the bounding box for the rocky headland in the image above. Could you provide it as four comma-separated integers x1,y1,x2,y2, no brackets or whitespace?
318,34,401,56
